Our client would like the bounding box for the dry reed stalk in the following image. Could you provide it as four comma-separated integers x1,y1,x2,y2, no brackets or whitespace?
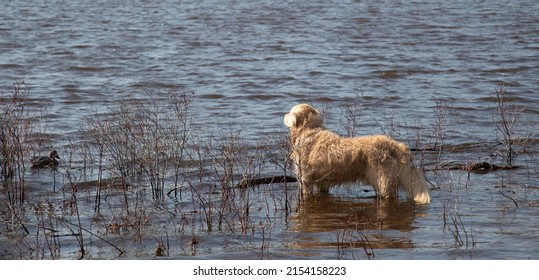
492,81,529,166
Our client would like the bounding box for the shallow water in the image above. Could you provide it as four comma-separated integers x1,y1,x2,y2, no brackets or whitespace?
1,0,538,259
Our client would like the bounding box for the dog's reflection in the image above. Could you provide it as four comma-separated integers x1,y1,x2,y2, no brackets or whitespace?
289,194,426,252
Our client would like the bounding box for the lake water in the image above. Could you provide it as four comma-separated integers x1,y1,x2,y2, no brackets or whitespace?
1,0,538,259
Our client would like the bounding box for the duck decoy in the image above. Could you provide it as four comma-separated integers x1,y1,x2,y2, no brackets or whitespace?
31,150,60,169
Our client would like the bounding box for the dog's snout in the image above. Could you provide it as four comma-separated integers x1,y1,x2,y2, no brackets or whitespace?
284,112,294,128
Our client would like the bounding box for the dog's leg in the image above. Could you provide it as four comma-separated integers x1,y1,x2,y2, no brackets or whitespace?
376,161,399,200
298,178,313,196
376,174,391,199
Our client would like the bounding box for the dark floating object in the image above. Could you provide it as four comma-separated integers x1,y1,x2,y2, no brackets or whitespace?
31,150,60,169
167,175,298,196
236,175,297,188
436,161,520,173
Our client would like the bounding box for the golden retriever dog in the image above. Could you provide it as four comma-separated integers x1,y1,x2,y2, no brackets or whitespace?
284,104,431,204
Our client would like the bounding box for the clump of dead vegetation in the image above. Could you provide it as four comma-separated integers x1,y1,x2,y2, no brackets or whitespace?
1,81,40,205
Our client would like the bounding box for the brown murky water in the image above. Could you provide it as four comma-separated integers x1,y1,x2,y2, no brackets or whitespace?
1,0,538,259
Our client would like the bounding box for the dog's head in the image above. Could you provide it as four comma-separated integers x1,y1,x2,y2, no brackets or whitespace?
284,104,323,130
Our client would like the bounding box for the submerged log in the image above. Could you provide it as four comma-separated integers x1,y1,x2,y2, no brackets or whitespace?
463,162,520,173
236,175,297,188
437,161,520,173
165,175,298,197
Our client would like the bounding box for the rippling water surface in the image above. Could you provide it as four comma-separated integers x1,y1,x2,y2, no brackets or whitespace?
1,0,538,259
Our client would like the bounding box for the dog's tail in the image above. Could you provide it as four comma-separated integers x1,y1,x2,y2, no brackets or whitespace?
398,162,431,204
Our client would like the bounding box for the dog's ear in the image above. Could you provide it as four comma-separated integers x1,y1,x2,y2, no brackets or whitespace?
302,107,322,128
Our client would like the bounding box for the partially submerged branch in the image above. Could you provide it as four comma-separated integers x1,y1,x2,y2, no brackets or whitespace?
236,175,297,188
430,161,520,173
